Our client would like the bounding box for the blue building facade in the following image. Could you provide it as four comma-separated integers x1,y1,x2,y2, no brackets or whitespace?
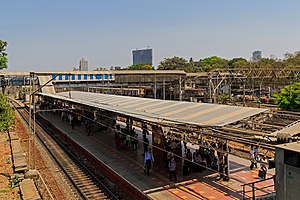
132,48,153,65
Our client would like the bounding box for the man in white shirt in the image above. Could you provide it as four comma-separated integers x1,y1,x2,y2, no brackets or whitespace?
144,148,154,176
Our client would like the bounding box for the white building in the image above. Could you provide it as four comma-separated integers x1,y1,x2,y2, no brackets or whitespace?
79,58,88,71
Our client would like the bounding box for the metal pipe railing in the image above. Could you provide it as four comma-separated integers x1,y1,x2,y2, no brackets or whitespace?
241,176,275,199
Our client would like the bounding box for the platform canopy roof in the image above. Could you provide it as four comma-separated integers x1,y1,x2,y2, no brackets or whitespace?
272,120,300,139
39,91,267,127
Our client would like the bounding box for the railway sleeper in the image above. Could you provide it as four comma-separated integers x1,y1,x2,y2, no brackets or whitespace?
66,170,90,178
85,195,108,200
79,185,100,191
81,189,104,195
66,167,86,174
77,182,97,187
71,176,93,182
84,190,107,197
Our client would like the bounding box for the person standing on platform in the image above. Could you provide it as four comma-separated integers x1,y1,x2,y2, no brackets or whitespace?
143,136,149,155
61,111,66,122
185,149,193,173
259,155,268,179
144,148,154,176
254,146,259,163
250,146,256,169
168,156,177,182
71,114,75,129
69,114,74,129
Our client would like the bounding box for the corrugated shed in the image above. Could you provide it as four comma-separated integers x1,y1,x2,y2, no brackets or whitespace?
39,91,267,127
272,120,300,139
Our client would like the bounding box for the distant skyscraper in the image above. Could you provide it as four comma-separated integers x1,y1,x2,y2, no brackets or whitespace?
79,58,88,71
252,50,262,62
132,48,152,65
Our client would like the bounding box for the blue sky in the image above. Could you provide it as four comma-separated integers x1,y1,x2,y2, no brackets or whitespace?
1,0,300,72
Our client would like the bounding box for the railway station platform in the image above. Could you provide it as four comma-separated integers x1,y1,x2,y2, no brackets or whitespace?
39,112,275,200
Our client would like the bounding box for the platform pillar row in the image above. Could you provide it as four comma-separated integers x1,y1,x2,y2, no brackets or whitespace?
152,125,165,164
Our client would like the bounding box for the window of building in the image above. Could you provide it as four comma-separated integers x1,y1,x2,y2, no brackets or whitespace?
95,74,102,79
72,75,75,80
59,75,62,80
90,74,94,80
78,74,81,80
84,74,87,80
104,74,108,79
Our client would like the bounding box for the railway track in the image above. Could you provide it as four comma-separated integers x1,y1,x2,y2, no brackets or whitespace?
12,100,120,200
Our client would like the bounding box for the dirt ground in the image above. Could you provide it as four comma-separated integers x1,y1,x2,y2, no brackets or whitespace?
0,112,71,200
0,132,19,199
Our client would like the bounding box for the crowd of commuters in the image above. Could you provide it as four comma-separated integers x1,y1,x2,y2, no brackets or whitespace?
39,99,269,183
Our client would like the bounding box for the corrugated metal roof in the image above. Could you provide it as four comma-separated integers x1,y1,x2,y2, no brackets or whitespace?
39,91,267,127
37,76,56,94
114,70,186,75
272,120,300,138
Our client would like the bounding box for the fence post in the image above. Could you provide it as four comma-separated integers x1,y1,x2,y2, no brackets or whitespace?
242,185,245,200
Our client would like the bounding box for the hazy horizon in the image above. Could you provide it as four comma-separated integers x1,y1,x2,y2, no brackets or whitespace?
2,0,300,72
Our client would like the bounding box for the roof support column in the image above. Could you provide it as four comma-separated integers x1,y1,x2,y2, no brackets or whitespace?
152,125,165,164
154,76,157,99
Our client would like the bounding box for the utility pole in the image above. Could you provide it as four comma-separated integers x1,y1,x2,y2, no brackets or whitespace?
243,79,246,106
68,73,71,98
290,79,293,99
154,76,157,99
179,75,182,101
208,74,212,103
163,77,166,100
28,73,32,169
33,73,36,169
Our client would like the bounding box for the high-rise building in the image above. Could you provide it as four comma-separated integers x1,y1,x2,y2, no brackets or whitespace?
252,50,262,62
79,58,88,71
132,48,153,65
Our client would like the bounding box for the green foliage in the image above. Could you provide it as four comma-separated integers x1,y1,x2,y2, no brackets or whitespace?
217,93,230,104
228,58,247,68
20,87,26,100
274,82,300,111
284,51,300,67
11,175,20,187
157,56,189,71
0,40,8,70
158,56,230,72
125,63,154,70
201,56,229,71
0,93,15,132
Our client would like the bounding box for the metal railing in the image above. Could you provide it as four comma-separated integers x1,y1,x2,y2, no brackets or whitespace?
242,175,275,200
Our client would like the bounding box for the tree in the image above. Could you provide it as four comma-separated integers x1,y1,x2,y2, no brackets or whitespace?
217,93,230,104
284,51,300,67
0,40,8,70
228,58,247,68
0,93,15,132
202,56,228,67
274,82,300,111
125,63,154,70
196,56,229,71
157,56,189,71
